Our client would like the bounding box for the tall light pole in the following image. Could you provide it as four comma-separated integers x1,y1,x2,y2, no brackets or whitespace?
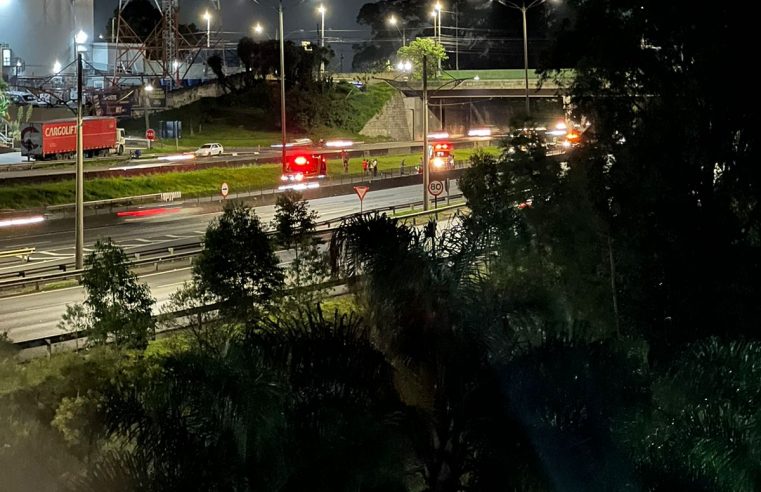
497,0,554,116
279,0,287,176
318,4,326,75
204,11,211,48
388,15,406,46
144,83,154,138
75,52,84,270
434,3,442,72
422,55,430,211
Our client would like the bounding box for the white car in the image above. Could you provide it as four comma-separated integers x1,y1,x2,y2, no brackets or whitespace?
195,143,224,157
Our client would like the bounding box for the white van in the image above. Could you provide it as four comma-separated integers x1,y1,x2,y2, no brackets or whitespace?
5,91,49,108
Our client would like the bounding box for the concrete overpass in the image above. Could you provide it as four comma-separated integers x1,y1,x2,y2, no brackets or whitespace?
358,69,573,141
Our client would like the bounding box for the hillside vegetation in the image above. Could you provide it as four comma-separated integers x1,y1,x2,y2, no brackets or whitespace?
126,82,394,149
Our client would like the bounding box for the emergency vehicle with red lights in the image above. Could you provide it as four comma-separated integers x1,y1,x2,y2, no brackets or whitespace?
428,140,455,171
279,151,328,190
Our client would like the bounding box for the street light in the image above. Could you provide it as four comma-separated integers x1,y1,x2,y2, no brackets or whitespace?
387,15,406,46
495,0,556,116
144,83,154,137
433,4,460,70
434,3,442,45
203,11,211,48
53,60,62,74
74,30,88,46
253,22,264,35
318,4,326,75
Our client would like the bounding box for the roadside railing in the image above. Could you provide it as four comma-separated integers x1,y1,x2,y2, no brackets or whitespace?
0,247,36,262
0,198,466,294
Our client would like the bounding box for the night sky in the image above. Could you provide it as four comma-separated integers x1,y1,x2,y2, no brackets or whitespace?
95,0,371,68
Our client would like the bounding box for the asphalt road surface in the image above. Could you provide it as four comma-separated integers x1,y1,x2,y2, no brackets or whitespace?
0,137,495,179
0,182,462,343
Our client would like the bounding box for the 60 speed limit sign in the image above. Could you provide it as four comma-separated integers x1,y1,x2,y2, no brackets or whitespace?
428,180,444,197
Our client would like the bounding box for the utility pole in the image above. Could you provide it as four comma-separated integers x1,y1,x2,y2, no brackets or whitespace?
75,53,84,270
319,4,326,76
422,55,430,211
521,6,530,115
279,0,287,175
455,3,459,70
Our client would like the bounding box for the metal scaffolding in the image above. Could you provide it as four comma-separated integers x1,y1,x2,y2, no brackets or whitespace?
112,0,211,87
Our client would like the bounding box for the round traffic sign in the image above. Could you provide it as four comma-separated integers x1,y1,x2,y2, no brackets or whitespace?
428,180,444,197
145,128,156,141
221,182,229,197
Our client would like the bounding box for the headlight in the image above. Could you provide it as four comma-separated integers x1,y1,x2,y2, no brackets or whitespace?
432,157,445,168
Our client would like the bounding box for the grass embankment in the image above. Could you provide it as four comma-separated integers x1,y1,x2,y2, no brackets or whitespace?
0,146,497,210
123,83,395,154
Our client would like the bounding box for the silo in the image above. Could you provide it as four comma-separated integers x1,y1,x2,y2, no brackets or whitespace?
0,0,94,77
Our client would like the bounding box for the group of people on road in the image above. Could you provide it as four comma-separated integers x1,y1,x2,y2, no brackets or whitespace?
338,150,382,177
362,158,379,177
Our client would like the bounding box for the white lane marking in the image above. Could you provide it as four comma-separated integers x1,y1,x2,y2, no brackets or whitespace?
35,251,75,257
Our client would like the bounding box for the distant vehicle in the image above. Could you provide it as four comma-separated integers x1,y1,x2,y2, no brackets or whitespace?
5,91,49,108
467,125,503,138
292,138,313,147
194,143,224,157
20,117,126,160
280,151,327,188
270,138,313,149
428,141,455,171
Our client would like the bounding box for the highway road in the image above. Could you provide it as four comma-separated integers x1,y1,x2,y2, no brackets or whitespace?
0,137,495,181
0,182,462,343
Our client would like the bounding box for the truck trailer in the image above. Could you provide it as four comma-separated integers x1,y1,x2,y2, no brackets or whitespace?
20,117,126,160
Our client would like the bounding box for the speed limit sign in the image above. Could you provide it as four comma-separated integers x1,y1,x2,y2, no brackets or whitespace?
221,182,229,198
428,180,444,197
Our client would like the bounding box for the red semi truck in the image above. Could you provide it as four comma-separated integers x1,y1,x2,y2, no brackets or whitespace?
20,117,126,160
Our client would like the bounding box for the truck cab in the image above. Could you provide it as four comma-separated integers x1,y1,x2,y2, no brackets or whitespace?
115,128,126,155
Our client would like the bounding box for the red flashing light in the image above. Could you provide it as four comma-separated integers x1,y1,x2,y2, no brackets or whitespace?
566,132,580,141
293,155,308,165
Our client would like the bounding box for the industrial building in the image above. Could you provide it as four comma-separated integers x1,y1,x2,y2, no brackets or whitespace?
0,0,94,78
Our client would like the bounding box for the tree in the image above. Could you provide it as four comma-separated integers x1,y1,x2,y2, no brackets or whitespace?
397,37,446,78
272,191,318,251
252,307,410,491
626,338,761,491
330,213,548,491
159,282,233,356
58,303,90,350
81,240,155,350
193,202,284,319
541,0,761,358
0,78,8,120
207,54,233,93
272,191,329,306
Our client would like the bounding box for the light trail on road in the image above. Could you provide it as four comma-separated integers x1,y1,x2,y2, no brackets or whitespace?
0,182,463,343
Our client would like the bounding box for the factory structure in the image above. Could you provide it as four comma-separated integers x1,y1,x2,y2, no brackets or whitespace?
1,0,227,115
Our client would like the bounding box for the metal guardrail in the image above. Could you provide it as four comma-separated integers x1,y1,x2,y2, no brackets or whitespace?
0,247,36,261
13,279,352,353
45,191,182,212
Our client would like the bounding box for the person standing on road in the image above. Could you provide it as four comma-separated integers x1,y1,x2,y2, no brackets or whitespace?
362,158,368,175
372,158,378,177
341,150,349,173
